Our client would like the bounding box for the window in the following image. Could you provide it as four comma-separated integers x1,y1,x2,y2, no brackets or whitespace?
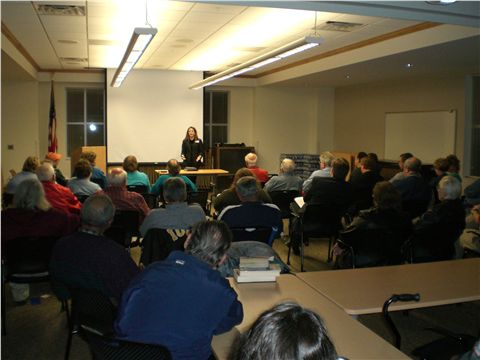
66,88,105,157
203,91,228,148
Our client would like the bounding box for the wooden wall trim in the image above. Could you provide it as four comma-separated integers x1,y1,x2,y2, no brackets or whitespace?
2,21,40,72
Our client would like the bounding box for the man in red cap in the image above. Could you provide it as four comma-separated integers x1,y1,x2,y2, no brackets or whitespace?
45,152,67,186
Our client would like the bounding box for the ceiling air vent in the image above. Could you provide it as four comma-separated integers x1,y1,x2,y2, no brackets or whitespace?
35,4,86,16
315,21,364,32
60,57,87,63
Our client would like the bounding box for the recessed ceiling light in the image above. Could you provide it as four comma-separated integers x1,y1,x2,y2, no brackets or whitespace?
405,63,413,68
175,39,194,43
346,74,350,79
171,44,186,48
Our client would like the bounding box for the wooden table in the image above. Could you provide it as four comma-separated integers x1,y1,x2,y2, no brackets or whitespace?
212,275,408,359
154,169,228,175
297,258,480,315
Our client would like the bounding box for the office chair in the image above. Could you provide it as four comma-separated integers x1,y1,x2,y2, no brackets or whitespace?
229,226,277,246
268,190,300,219
140,228,189,267
104,210,141,250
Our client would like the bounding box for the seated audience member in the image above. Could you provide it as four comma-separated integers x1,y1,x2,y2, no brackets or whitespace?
350,156,384,213
412,176,465,260
213,168,272,215
429,157,449,204
2,178,79,242
37,163,82,215
151,158,196,196
391,156,431,219
44,152,67,186
67,159,101,197
303,158,352,211
389,152,413,183
5,156,40,195
302,151,335,193
50,194,140,302
123,155,151,192
217,176,282,267
290,158,353,255
264,158,303,193
446,154,462,182
456,204,480,257
230,302,337,360
335,181,412,268
464,178,480,206
102,168,150,223
140,177,205,236
218,176,282,232
2,178,79,303
349,151,368,183
80,151,107,188
115,220,244,360
244,152,269,184
367,152,382,174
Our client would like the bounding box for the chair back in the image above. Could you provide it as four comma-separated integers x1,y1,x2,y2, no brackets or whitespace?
269,190,300,218
91,177,106,189
104,210,141,248
188,190,209,212
142,193,159,209
83,327,171,360
69,287,117,336
140,228,189,267
338,228,404,268
127,185,149,194
3,236,59,280
76,194,90,203
230,227,276,246
302,203,343,238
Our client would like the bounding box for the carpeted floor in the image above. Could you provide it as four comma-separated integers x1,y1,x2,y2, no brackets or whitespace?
2,240,479,359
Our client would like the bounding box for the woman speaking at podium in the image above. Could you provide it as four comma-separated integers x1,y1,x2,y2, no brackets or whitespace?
181,126,205,169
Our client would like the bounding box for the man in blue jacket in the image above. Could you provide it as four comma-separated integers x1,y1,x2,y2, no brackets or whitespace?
115,220,243,360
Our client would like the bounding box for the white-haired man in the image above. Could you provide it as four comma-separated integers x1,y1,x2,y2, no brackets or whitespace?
37,162,81,215
302,151,335,193
102,168,150,223
264,158,303,193
245,152,269,183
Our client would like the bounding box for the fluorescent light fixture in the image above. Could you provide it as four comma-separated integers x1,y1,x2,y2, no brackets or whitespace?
189,36,323,90
111,27,157,87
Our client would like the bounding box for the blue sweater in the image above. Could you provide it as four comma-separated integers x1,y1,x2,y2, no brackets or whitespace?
115,251,243,360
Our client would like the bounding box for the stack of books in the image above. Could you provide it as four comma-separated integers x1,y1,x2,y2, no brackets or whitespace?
233,257,281,283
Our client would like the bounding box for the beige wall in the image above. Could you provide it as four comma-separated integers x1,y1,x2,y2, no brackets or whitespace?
334,75,466,162
218,85,335,173
1,80,40,181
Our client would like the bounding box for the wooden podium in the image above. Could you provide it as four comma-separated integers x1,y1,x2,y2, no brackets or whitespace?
71,146,106,175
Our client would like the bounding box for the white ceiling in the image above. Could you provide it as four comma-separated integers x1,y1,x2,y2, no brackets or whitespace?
1,0,480,87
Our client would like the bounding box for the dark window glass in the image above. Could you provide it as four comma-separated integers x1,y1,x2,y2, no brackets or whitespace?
204,92,210,124
212,125,227,145
67,90,84,123
87,124,104,146
212,92,228,124
203,124,211,148
67,124,84,156
86,89,104,123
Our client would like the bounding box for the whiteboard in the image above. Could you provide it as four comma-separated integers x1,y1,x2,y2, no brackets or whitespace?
384,110,456,164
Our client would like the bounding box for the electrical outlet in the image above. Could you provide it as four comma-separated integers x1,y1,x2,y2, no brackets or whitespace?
7,144,14,150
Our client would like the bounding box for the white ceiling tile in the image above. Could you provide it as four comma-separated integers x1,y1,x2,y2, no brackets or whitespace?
190,3,246,14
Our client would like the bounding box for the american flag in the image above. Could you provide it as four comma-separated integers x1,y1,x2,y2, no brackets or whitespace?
48,81,57,153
